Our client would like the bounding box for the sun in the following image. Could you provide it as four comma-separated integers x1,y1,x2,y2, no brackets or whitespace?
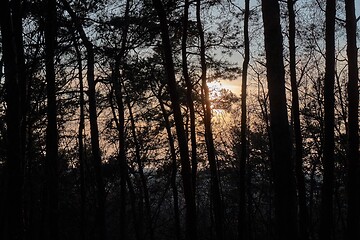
207,81,223,100
207,81,227,116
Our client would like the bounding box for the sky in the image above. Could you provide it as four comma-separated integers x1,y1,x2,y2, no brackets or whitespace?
212,1,360,97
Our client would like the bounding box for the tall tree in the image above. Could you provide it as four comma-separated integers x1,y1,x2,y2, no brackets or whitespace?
158,92,181,240
319,1,336,239
238,0,249,240
196,1,224,239
182,0,198,195
112,1,131,238
125,88,154,240
43,0,59,239
73,32,86,240
0,0,25,239
61,1,107,239
287,1,309,240
12,0,27,171
111,66,128,240
151,1,197,239
261,1,298,240
151,80,181,240
345,0,360,239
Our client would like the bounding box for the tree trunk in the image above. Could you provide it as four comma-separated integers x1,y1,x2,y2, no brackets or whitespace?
261,1,298,240
0,0,25,239
124,90,154,240
238,0,249,239
85,41,107,240
196,1,224,239
182,0,198,194
73,34,86,240
287,1,309,240
61,1,107,238
44,0,59,239
111,65,128,240
345,0,360,239
12,0,27,180
319,1,335,239
112,1,131,239
151,1,197,240
108,78,129,240
157,89,181,240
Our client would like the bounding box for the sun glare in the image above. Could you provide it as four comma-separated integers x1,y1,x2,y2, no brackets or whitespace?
207,79,241,97
207,80,237,118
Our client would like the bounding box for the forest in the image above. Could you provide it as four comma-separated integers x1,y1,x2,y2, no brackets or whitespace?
0,0,359,240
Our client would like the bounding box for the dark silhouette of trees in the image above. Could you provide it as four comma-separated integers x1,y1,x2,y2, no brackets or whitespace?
182,0,198,195
238,0,249,239
111,1,131,238
319,1,336,239
153,82,181,240
345,0,360,239
0,1,358,240
0,0,25,239
152,0,197,240
60,1,107,239
196,1,224,239
73,36,86,240
44,0,59,239
261,1,298,240
287,1,309,240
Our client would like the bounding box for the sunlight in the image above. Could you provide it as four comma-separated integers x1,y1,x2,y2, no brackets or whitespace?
207,79,241,97
207,80,239,121
207,81,223,99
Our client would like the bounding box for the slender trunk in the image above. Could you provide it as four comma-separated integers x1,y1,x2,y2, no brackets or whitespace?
125,175,142,240
108,81,128,240
196,1,223,239
112,1,131,239
319,1,335,239
261,1,298,240
25,124,35,240
87,45,107,240
118,82,128,240
238,0,249,239
309,156,320,239
158,93,181,240
151,1,196,239
61,1,107,238
345,0,360,239
12,0,27,179
257,78,274,240
24,42,41,240
44,0,59,239
287,1,309,240
125,92,154,240
73,36,86,240
0,0,25,239
182,0,198,194
111,68,128,240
